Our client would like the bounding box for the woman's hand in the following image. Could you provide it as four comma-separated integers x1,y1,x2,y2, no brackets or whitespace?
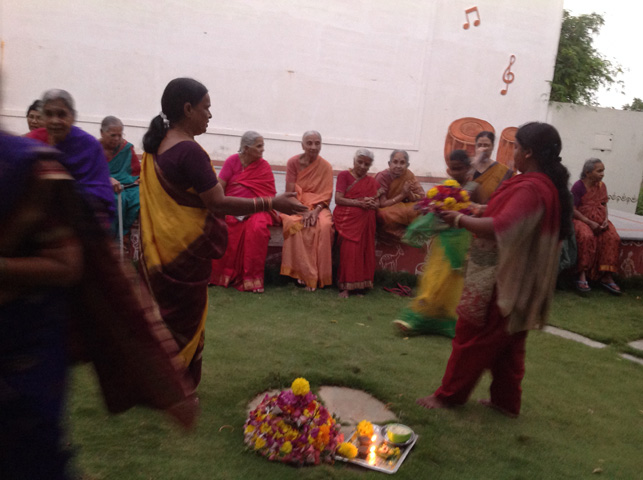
473,149,490,166
471,203,485,217
272,192,308,216
302,208,320,227
600,219,609,231
439,210,460,227
364,197,379,210
588,220,601,232
110,177,124,193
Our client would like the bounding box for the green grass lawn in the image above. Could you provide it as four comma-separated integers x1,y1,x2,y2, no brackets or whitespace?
68,279,643,480
549,276,643,352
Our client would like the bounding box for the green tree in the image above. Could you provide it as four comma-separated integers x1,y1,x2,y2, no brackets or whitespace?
549,10,622,105
622,98,643,111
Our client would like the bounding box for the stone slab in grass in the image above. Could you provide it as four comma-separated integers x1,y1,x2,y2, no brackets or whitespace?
317,386,397,437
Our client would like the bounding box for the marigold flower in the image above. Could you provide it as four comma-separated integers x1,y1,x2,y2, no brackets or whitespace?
356,420,374,437
337,442,358,459
291,377,310,396
280,441,293,454
244,425,256,435
255,437,267,450
460,190,470,201
444,179,460,187
444,197,457,208
427,187,438,198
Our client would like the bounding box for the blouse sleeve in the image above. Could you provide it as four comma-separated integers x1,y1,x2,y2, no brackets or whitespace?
217,155,238,184
570,180,585,208
183,143,218,193
285,156,299,186
335,170,351,194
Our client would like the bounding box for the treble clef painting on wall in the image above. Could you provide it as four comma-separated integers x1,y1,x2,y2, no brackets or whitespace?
501,55,516,95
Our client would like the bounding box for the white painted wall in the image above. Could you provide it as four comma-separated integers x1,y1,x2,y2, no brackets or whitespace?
1,0,563,176
547,102,643,214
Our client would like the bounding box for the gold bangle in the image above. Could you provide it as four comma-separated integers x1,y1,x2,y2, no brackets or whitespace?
253,198,257,213
267,197,273,211
454,213,464,229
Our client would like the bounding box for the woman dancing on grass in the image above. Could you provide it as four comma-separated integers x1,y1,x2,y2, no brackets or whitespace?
417,122,572,418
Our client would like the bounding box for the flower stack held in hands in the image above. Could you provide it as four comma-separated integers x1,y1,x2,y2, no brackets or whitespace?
416,179,473,216
243,378,343,466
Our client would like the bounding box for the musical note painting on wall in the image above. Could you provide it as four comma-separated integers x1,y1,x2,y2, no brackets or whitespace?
463,6,480,29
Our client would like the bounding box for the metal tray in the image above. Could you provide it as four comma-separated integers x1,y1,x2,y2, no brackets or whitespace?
334,424,418,474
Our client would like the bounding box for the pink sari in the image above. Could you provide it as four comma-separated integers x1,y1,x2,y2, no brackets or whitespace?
210,154,276,291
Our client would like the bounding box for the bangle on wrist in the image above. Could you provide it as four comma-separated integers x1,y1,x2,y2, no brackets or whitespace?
253,198,257,213
454,213,464,229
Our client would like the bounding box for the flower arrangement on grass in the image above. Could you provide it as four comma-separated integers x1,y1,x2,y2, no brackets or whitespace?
243,377,343,466
415,179,473,216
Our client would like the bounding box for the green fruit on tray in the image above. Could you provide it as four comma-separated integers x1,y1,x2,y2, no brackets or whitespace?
386,424,412,444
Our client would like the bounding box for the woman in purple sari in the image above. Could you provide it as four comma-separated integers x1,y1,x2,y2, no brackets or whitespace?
26,89,114,224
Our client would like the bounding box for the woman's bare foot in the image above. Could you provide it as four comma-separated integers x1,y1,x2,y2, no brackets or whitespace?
305,286,316,292
478,399,518,418
252,288,264,293
416,394,447,410
338,290,349,298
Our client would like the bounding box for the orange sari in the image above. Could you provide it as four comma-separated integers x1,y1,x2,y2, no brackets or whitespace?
280,155,334,288
375,169,424,241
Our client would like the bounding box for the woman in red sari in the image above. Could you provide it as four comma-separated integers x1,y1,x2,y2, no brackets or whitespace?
417,122,573,418
571,158,621,294
210,131,276,292
333,149,380,298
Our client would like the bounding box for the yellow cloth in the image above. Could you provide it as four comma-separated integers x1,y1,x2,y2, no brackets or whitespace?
474,162,513,204
411,235,465,319
139,151,224,371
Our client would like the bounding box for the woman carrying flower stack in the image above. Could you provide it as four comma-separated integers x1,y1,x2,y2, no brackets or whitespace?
417,122,572,418
394,150,477,337
333,149,380,298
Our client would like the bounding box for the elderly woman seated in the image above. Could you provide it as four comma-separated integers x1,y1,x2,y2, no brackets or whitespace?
572,158,621,294
99,116,141,240
210,131,276,292
333,148,380,298
26,89,114,224
375,149,425,241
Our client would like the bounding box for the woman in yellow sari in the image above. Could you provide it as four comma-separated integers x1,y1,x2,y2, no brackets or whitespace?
471,131,514,203
140,78,305,385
